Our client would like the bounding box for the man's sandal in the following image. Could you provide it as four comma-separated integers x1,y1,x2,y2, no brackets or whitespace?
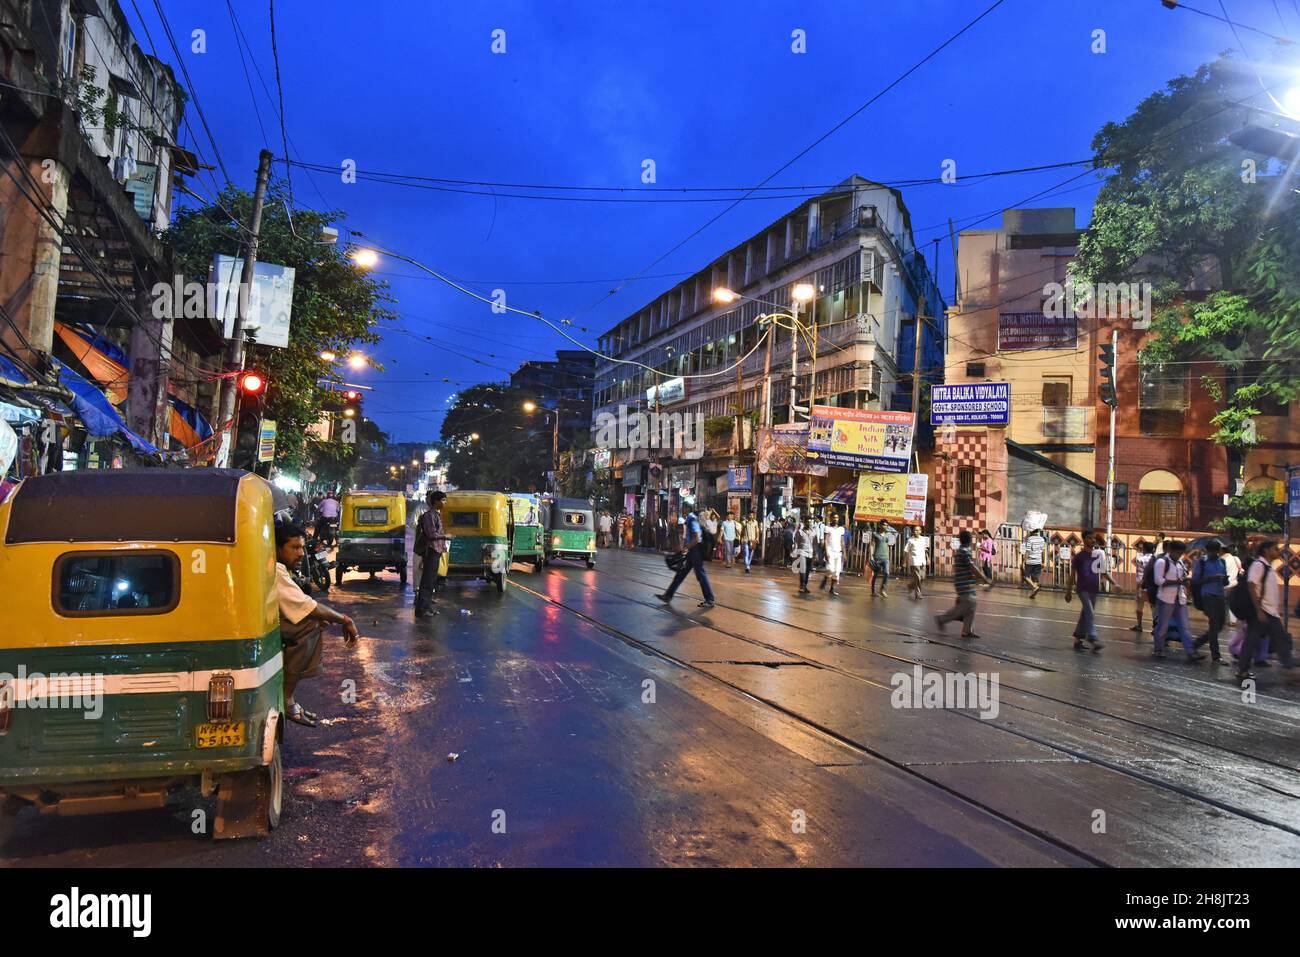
287,702,317,727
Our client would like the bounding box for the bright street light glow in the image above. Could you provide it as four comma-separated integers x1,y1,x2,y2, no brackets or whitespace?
319,350,336,362
522,401,537,412
347,353,367,369
713,287,737,304
352,248,379,269
792,283,816,302
470,432,480,441
1282,86,1300,117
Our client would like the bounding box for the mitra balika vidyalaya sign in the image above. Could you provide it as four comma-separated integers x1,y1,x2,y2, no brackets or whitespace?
930,382,1011,426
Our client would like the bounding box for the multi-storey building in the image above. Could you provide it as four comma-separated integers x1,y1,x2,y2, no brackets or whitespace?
0,0,211,467
941,206,1299,579
511,349,595,454
593,175,945,520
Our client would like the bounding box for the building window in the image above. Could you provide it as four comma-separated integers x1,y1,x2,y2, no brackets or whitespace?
1139,409,1183,436
965,362,985,378
1138,469,1183,529
1042,376,1071,407
1139,365,1188,410
955,466,976,517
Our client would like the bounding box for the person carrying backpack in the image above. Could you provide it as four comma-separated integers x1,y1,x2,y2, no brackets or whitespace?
1190,539,1231,665
1235,540,1295,684
1132,540,1156,632
1151,540,1204,661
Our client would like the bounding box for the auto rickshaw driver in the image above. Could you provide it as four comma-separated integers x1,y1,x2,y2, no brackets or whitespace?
274,521,360,727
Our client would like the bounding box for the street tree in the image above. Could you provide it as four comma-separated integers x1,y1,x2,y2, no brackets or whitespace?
1071,55,1300,493
165,182,395,469
440,383,546,490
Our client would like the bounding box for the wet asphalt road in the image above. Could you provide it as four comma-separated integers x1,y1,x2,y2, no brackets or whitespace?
4,544,1299,867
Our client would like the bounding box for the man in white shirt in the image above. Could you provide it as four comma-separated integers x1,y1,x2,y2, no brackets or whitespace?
275,521,359,727
1150,539,1202,660
903,532,927,599
721,512,739,566
819,512,847,595
1237,540,1294,682
598,511,613,547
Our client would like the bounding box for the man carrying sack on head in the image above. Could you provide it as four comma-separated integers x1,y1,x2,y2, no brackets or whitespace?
414,489,448,618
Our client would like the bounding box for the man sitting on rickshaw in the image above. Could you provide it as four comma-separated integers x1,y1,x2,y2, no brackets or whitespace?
275,521,360,727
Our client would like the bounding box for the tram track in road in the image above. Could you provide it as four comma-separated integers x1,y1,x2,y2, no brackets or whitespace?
513,561,1300,847
583,560,1300,774
505,573,1108,868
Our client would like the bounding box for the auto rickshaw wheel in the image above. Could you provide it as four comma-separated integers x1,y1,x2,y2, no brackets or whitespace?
399,564,408,586
496,571,506,593
213,742,282,839
534,556,543,571
586,558,596,569
0,796,22,849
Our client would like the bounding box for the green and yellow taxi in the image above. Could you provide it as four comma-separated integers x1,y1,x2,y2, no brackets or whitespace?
435,490,514,593
0,469,283,842
543,497,597,569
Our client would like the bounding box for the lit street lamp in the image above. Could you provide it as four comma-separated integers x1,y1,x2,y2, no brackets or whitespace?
523,401,559,493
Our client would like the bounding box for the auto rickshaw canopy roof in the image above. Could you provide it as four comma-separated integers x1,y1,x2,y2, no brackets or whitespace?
4,468,252,544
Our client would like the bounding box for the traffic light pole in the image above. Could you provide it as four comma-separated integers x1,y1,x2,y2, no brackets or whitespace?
1104,328,1118,552
215,149,274,468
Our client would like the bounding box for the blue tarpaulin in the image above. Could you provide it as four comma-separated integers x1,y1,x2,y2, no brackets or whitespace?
0,354,31,385
55,361,158,455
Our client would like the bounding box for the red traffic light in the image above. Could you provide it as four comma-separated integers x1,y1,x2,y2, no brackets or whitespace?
345,390,359,400
240,372,265,394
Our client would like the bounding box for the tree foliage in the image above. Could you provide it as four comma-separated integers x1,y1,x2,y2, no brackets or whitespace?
164,183,395,470
1071,56,1300,468
440,383,549,491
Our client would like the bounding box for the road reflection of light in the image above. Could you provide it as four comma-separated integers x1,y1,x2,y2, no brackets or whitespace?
541,603,562,642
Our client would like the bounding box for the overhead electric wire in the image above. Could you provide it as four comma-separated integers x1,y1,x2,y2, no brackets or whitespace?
266,0,294,202
226,0,270,145
146,0,232,185
282,156,1090,203
1164,0,1295,43
570,0,1011,324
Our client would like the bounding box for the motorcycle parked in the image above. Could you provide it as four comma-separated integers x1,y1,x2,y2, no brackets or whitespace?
300,527,334,594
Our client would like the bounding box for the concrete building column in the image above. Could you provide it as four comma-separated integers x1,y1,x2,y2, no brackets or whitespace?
0,123,69,368
127,284,173,449
807,201,821,249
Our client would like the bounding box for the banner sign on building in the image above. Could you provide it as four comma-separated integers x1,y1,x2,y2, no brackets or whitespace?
998,312,1077,351
257,419,277,462
930,382,1011,427
853,472,928,525
756,425,829,476
808,406,913,473
727,466,753,491
646,377,686,407
1289,473,1300,519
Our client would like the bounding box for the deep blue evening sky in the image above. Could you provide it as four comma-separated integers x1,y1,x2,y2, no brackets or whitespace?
128,0,1282,441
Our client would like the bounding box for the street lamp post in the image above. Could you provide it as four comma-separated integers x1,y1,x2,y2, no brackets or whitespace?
523,401,559,493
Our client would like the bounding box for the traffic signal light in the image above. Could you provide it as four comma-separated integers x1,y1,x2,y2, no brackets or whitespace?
1099,343,1117,408
239,371,265,396
342,390,361,419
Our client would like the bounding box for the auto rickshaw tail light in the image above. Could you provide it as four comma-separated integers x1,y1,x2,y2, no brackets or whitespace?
207,674,235,721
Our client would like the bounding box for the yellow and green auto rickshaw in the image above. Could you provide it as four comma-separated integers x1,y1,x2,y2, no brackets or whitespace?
543,497,597,569
334,489,408,587
435,490,514,593
508,493,545,571
0,469,283,842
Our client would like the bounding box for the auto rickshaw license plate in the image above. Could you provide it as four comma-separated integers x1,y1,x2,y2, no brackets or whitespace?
196,721,245,748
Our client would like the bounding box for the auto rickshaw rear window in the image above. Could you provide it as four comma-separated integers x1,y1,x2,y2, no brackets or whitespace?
563,513,586,526
54,552,180,616
449,511,480,529
356,507,389,525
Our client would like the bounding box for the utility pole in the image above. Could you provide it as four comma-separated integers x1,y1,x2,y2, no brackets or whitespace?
758,317,774,560
215,149,274,469
1104,328,1119,554
910,305,926,470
